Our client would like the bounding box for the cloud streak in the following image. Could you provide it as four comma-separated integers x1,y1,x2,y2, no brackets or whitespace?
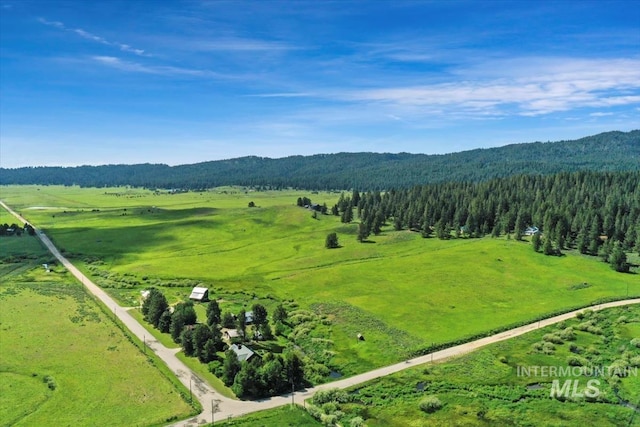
343,57,640,117
38,17,149,56
184,37,298,52
91,56,218,77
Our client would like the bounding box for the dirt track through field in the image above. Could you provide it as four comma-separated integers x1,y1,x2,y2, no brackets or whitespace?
3,200,639,426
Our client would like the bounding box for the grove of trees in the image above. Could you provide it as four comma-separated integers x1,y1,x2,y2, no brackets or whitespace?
345,171,638,270
141,290,305,398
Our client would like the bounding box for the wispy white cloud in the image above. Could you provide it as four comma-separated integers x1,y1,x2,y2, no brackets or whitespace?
342,57,640,117
246,92,313,98
91,56,217,77
38,17,149,56
186,37,297,52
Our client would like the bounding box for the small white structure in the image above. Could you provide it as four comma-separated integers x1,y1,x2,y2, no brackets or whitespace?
189,286,209,302
244,311,254,324
524,226,539,236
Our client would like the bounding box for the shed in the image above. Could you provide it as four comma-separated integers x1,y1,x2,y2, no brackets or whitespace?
189,286,209,302
224,329,244,340
244,311,254,324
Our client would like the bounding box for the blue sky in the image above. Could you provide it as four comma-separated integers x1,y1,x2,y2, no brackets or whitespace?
1,0,639,168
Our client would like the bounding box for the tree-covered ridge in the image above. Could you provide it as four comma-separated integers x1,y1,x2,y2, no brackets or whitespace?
349,170,639,258
1,130,638,190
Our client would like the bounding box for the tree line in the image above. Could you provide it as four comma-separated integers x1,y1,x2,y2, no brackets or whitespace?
1,131,637,191
0,223,35,236
323,171,639,269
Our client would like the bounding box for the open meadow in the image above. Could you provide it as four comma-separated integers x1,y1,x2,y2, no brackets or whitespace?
1,185,638,379
0,232,194,426
298,304,640,426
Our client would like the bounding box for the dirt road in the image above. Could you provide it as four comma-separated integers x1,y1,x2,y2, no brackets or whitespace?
2,200,638,425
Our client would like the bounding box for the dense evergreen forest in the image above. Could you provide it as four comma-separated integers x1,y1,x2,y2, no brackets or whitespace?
338,171,639,267
1,130,638,190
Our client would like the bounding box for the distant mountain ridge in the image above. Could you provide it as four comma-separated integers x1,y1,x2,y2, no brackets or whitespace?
1,130,638,190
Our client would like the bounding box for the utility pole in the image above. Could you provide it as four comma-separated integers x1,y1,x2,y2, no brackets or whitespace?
211,399,220,425
290,367,295,408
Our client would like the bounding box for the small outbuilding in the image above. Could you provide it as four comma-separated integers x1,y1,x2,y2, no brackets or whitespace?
244,311,254,324
224,329,244,341
189,286,209,302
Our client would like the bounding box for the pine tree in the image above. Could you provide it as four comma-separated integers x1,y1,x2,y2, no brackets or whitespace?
532,232,542,252
158,310,172,333
514,213,524,241
325,232,339,249
181,328,195,356
357,223,370,242
222,349,241,386
341,204,353,223
145,290,169,328
543,236,555,256
206,299,221,327
237,309,247,338
609,242,629,273
170,311,186,343
252,304,268,328
272,304,288,324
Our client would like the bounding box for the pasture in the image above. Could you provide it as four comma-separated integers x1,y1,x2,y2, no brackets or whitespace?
302,305,640,426
218,405,321,426
0,235,193,426
2,185,638,376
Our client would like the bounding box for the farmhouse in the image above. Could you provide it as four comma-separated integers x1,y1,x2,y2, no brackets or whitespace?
189,286,209,302
230,343,255,362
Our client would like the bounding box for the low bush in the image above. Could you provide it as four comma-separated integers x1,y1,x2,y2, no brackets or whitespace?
419,395,443,413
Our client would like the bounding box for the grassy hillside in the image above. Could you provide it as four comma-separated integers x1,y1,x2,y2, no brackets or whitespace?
2,185,637,378
1,130,638,190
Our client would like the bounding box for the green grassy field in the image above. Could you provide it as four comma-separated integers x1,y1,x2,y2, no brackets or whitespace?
206,405,320,427
0,236,193,426
299,305,640,426
2,185,638,378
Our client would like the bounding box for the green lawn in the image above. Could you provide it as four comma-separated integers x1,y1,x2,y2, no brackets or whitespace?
0,237,193,426
2,185,638,376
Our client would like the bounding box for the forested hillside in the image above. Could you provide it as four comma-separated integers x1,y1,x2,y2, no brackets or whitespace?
1,130,638,190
